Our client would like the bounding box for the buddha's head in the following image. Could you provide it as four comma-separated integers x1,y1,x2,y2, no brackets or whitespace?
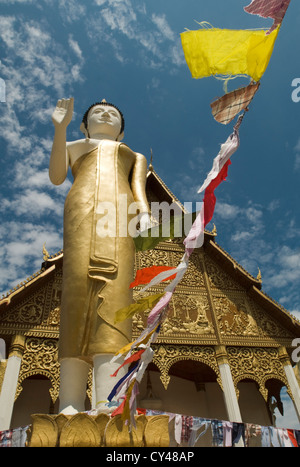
80,100,125,141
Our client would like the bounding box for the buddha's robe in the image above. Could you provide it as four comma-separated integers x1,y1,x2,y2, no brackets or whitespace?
58,140,149,363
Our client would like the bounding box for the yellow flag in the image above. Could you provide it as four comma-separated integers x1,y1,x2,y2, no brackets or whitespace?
114,323,160,357
180,27,279,82
114,293,165,324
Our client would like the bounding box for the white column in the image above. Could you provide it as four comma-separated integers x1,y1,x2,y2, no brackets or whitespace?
0,335,25,431
215,346,244,447
215,346,243,423
279,347,300,422
58,358,91,415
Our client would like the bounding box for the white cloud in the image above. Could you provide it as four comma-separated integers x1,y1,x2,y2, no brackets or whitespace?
68,35,84,61
0,221,63,295
89,0,184,69
214,202,240,220
1,189,64,217
57,0,86,23
0,16,85,115
151,13,176,41
268,199,280,212
245,206,263,223
231,230,253,242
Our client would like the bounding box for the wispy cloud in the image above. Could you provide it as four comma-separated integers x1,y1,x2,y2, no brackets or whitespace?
0,221,63,295
88,0,185,68
151,13,176,42
0,13,84,294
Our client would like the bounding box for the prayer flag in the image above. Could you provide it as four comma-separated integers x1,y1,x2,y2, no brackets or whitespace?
211,83,260,125
203,160,231,226
114,293,165,323
244,0,291,34
110,348,146,377
180,27,279,82
111,398,126,417
133,212,197,252
130,266,176,288
198,119,241,194
147,291,173,327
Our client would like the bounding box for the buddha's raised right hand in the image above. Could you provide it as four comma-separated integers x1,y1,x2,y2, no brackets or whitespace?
52,97,74,129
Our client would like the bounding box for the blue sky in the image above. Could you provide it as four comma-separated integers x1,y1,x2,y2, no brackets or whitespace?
0,0,299,429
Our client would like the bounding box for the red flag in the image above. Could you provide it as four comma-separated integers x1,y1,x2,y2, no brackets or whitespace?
203,159,231,226
287,429,298,447
130,265,176,288
110,348,145,377
111,398,126,417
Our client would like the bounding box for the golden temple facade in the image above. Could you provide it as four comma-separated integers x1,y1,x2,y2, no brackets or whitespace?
0,167,299,447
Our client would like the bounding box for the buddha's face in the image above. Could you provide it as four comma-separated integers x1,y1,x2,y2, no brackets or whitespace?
87,104,123,140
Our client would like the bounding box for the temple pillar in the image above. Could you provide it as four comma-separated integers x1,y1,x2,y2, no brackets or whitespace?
215,346,243,423
278,346,300,422
0,334,25,431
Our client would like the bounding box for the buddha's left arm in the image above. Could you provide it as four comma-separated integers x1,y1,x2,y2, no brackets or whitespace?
131,152,150,215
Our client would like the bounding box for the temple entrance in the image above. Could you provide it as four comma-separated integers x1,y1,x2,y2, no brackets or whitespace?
237,379,272,426
137,360,227,420
10,375,57,429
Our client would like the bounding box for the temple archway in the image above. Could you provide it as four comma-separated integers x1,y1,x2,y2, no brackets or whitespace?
138,359,227,420
237,378,272,426
11,374,57,429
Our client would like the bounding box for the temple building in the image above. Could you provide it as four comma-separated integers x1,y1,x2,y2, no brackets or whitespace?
0,166,300,447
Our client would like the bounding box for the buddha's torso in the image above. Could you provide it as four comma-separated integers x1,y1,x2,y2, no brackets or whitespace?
67,138,136,180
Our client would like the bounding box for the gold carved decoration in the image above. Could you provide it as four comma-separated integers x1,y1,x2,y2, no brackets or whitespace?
226,346,289,401
151,344,221,390
136,247,205,289
105,414,146,447
28,414,58,447
214,296,259,338
0,270,62,339
204,255,243,291
16,337,60,402
1,291,46,325
212,294,294,345
164,294,213,336
28,414,170,447
59,413,101,447
144,415,170,447
132,292,215,343
0,360,7,392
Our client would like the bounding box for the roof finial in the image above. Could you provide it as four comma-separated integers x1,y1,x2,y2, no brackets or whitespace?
257,267,262,281
43,243,50,262
149,148,153,171
211,224,217,235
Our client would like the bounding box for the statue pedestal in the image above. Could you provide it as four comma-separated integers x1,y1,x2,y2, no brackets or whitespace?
27,413,170,448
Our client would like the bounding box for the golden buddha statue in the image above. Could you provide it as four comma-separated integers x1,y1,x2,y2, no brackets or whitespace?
49,98,150,414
